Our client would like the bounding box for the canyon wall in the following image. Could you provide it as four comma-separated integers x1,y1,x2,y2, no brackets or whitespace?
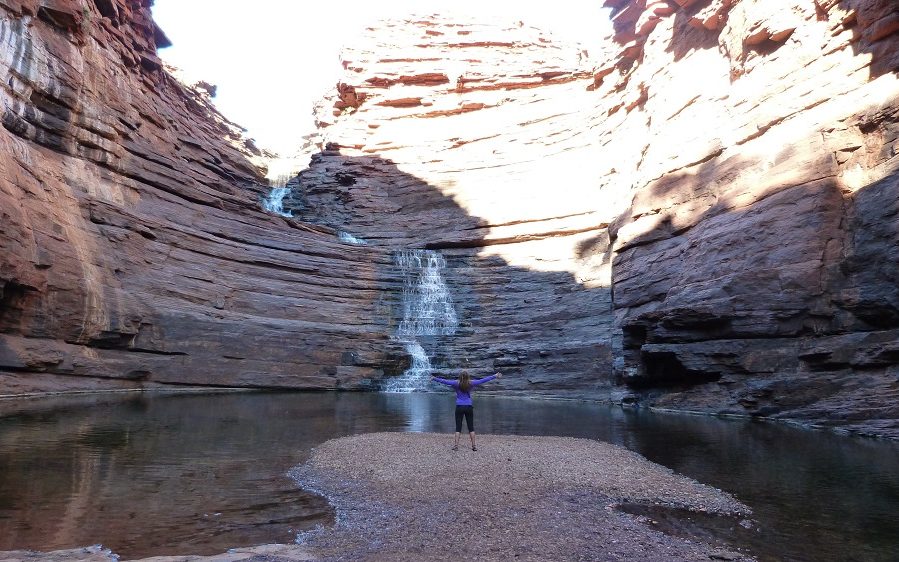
0,0,404,393
287,16,615,393
0,1,611,399
1,0,898,436
599,0,899,436
293,0,899,434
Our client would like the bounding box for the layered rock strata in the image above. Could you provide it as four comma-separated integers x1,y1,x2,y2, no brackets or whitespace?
0,3,612,398
0,0,405,393
291,1,899,434
599,0,899,436
2,0,899,437
289,16,616,393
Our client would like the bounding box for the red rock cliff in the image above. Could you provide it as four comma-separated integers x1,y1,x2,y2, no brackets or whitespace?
0,0,403,393
598,0,899,436
2,0,899,437
291,1,899,435
289,15,615,394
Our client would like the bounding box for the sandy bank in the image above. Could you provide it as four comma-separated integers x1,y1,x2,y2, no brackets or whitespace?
1,432,754,561
290,432,754,561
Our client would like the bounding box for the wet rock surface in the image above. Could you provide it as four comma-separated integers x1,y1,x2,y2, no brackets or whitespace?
289,432,752,561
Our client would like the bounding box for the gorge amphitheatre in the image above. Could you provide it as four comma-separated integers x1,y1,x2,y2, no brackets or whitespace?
1,0,898,438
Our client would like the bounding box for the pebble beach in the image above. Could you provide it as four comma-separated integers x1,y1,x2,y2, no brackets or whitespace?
289,432,754,561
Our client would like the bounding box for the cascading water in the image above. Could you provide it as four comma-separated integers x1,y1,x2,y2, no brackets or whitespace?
382,249,458,393
262,186,292,217
338,231,367,245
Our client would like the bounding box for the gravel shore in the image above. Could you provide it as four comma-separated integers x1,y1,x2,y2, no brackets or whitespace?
290,432,754,561
1,432,754,561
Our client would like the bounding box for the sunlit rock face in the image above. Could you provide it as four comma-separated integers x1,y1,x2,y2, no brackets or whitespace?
0,0,406,393
2,0,899,436
293,2,899,434
288,16,617,394
599,0,899,436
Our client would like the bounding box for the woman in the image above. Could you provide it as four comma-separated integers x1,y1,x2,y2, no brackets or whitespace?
431,371,502,451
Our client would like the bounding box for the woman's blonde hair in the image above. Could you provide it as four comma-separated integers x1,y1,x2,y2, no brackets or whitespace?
458,372,471,392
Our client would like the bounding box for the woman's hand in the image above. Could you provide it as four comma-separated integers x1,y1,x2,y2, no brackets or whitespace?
495,372,502,378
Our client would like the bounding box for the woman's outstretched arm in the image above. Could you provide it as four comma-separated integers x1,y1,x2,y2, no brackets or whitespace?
471,372,502,386
430,376,457,387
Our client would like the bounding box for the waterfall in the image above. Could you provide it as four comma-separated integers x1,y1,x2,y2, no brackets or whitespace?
383,340,433,394
262,186,292,217
338,231,367,245
382,249,458,393
396,250,458,337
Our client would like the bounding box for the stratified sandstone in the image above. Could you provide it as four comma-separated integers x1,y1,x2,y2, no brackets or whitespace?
0,5,613,397
599,0,899,436
293,1,899,435
290,16,615,393
0,0,406,393
2,0,899,437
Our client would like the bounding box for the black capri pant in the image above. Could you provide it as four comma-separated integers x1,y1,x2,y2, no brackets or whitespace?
455,405,474,432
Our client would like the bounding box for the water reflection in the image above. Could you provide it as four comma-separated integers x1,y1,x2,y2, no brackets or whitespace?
0,391,897,561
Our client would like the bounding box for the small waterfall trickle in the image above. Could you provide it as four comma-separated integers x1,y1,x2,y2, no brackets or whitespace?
382,249,458,393
338,231,367,245
262,186,292,217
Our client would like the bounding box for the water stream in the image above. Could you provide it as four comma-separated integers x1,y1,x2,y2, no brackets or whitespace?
262,186,292,217
0,392,897,561
381,249,458,393
337,231,367,245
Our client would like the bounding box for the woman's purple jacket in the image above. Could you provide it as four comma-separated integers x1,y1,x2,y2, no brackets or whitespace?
432,375,497,405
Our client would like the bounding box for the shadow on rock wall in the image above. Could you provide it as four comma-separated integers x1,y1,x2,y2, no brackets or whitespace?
840,0,899,78
607,0,899,74
284,150,613,397
594,0,899,436
609,108,899,436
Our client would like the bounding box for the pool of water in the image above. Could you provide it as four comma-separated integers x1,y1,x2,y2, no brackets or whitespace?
0,391,897,561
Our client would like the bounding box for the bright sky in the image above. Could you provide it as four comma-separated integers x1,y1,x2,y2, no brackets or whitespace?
151,0,607,156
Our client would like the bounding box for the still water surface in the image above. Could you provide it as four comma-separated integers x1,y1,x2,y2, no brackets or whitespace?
0,391,897,561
